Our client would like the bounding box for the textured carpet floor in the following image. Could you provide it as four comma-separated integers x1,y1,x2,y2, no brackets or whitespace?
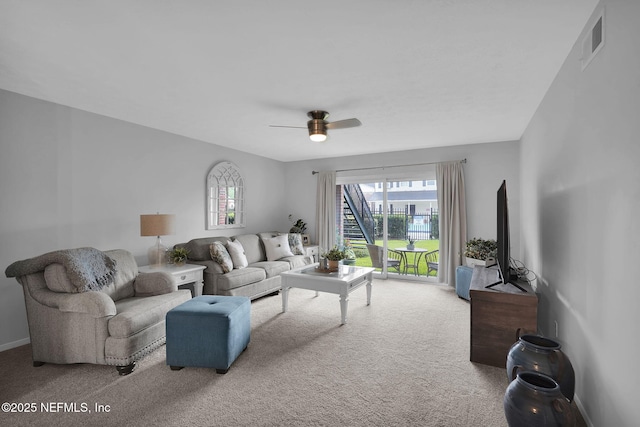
0,280,512,426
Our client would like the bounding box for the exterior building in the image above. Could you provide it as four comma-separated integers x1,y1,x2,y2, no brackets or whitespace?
361,180,438,214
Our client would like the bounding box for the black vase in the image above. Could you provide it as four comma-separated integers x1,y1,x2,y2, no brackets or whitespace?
504,371,575,426
506,334,575,402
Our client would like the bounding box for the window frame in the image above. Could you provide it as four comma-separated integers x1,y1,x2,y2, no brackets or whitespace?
206,161,245,230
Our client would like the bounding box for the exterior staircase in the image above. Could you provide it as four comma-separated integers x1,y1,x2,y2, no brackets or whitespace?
342,184,375,249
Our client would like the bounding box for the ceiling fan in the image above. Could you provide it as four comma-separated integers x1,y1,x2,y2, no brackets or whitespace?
269,110,362,142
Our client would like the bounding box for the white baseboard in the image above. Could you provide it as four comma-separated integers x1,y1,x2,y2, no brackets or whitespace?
0,337,30,352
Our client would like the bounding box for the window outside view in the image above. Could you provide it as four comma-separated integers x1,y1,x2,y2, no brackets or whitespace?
337,180,439,278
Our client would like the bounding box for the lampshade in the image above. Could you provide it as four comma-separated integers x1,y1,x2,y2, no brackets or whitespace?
140,214,176,266
140,214,175,237
307,119,327,142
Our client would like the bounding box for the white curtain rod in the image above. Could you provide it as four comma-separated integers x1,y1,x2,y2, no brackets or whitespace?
311,158,466,175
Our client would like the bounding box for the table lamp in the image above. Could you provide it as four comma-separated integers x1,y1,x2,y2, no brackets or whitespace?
140,213,176,266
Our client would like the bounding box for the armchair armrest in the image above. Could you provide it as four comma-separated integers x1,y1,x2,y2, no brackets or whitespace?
28,286,116,318
134,272,177,297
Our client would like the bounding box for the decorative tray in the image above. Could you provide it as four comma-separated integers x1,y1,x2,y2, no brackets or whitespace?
314,266,339,274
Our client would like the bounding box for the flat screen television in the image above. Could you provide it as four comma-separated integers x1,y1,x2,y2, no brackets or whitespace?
486,180,526,292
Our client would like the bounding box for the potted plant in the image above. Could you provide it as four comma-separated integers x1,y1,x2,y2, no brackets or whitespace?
464,238,497,266
323,246,346,271
407,238,417,250
169,247,189,267
342,240,356,265
288,214,307,234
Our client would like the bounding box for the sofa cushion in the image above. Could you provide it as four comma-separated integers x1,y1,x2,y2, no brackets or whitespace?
100,249,138,301
43,264,77,293
183,237,229,261
41,249,136,300
258,231,304,255
279,255,310,269
134,271,177,297
210,242,233,273
257,231,279,240
250,261,291,278
217,267,266,292
234,234,264,264
226,239,248,269
43,250,137,300
287,233,305,255
109,290,191,338
263,235,294,261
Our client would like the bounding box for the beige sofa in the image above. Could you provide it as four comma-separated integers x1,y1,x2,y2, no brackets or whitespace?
6,248,191,375
176,232,312,299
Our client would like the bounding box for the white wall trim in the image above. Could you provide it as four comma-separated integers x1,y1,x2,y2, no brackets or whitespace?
0,337,30,353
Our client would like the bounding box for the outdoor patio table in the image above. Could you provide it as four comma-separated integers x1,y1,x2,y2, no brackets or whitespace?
394,247,430,275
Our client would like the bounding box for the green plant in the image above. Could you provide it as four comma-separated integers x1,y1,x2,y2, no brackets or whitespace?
288,214,307,234
464,238,497,260
169,247,189,263
430,213,439,239
343,240,356,259
323,246,346,261
407,238,416,245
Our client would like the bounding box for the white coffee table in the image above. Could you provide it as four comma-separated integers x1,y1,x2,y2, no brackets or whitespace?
280,264,375,325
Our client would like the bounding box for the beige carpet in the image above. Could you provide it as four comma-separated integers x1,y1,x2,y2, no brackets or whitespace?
0,280,514,426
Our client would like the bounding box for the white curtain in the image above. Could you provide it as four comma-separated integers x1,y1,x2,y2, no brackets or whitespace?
315,171,337,253
436,161,467,285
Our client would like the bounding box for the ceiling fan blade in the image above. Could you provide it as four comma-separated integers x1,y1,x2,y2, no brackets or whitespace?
268,125,307,129
325,118,362,129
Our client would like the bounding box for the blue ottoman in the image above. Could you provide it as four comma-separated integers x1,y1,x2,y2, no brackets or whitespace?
166,295,251,374
455,265,474,301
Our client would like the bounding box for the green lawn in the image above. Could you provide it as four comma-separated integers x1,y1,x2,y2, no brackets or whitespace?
351,239,439,276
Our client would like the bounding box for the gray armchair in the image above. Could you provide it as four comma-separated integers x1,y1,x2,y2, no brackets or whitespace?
425,249,439,277
6,249,191,375
366,244,402,273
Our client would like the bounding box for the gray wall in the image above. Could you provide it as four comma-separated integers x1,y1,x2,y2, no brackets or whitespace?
0,89,287,350
520,1,638,425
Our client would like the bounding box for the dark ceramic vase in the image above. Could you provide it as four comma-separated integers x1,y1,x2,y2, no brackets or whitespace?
504,371,576,427
506,334,575,402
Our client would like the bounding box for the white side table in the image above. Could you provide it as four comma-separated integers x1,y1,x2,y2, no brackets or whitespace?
139,264,206,297
304,245,319,262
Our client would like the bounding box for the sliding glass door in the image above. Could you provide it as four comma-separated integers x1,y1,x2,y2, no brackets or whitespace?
336,169,439,281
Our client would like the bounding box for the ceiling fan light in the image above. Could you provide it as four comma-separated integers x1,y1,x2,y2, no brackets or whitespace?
307,119,327,142
310,132,327,142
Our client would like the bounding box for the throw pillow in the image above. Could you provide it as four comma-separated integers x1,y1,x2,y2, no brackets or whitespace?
43,263,77,293
226,239,248,269
263,234,294,261
209,242,233,273
288,233,305,255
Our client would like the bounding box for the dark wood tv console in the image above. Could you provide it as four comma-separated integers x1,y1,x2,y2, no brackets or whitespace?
469,266,538,368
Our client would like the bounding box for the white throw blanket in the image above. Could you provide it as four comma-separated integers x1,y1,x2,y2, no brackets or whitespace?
5,247,117,292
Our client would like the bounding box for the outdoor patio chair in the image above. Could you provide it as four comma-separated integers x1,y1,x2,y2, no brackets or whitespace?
425,249,439,277
366,244,402,273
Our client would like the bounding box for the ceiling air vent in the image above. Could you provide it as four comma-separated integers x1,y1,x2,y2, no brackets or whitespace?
581,8,605,71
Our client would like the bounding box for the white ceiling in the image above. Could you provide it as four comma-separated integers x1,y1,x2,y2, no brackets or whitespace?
0,0,598,162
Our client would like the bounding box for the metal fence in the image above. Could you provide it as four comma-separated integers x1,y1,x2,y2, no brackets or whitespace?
373,208,438,240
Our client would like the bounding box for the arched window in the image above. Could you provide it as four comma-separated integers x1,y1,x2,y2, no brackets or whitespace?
206,161,245,229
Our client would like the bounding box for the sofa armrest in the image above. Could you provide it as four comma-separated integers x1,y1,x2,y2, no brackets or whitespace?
205,261,223,274
28,285,116,318
184,260,221,295
134,272,177,296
